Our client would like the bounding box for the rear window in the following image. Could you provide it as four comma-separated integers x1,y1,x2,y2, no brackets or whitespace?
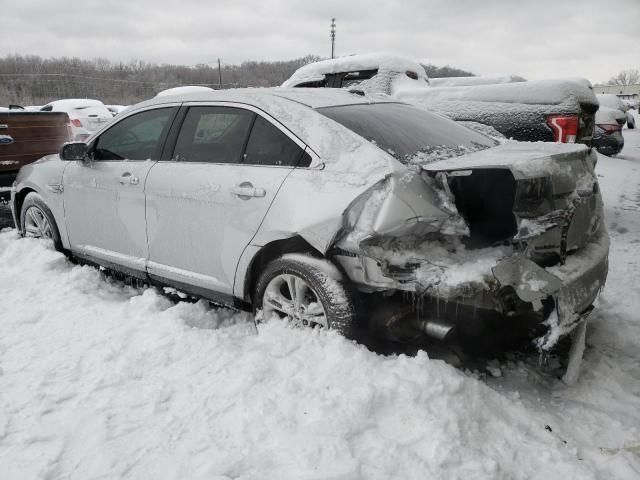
317,103,497,165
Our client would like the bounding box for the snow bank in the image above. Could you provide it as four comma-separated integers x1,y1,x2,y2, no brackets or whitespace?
2,228,638,478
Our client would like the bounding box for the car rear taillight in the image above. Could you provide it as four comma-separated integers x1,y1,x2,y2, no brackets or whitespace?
70,118,82,127
546,115,579,143
598,123,622,134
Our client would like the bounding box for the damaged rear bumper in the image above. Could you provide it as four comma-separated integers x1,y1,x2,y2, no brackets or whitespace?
336,229,609,350
493,230,608,350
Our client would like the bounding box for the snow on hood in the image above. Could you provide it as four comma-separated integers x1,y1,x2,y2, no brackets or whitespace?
281,53,428,88
398,78,598,106
423,142,590,179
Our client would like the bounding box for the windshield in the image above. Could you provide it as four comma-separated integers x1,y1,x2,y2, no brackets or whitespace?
317,102,497,165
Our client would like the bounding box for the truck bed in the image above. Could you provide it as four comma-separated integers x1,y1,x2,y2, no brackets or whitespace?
0,111,69,201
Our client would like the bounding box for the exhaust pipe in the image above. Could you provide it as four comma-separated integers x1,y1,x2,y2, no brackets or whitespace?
416,319,456,341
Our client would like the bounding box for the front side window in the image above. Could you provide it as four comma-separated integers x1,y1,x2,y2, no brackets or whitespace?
173,106,253,163
93,108,173,161
243,116,305,167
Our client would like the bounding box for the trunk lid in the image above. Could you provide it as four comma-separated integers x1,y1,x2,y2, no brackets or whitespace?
423,143,602,261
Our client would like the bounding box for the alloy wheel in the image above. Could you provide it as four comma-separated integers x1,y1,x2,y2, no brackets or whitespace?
262,273,328,329
24,206,53,239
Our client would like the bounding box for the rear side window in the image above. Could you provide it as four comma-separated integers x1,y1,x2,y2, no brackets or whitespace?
173,106,253,163
243,116,306,167
93,108,173,161
317,103,496,164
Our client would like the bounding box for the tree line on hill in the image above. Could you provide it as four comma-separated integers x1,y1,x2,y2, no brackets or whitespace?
0,54,475,106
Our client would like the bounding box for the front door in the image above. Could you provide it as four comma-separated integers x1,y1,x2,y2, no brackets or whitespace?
63,107,176,272
145,105,308,296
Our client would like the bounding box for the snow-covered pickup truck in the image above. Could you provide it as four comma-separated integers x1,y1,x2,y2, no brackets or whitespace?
282,54,599,146
0,110,70,204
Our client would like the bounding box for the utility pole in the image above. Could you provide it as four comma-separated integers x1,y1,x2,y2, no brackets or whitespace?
217,58,222,88
330,18,336,59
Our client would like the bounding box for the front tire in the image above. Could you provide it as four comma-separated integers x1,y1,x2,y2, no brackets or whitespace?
253,255,359,338
20,192,64,252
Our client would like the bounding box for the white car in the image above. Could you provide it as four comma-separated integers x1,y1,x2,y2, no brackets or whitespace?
40,99,113,141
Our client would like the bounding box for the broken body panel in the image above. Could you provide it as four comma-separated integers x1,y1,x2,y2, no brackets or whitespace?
297,142,608,354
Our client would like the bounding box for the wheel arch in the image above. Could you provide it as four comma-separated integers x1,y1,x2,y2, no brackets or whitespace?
13,187,38,231
239,235,322,306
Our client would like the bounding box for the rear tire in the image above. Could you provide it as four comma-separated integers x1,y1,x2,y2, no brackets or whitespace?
20,192,64,252
253,255,359,338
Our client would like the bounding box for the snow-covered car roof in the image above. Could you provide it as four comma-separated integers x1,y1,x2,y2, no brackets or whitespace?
596,106,626,124
596,94,626,112
43,99,108,110
155,86,215,97
137,86,395,110
281,54,428,88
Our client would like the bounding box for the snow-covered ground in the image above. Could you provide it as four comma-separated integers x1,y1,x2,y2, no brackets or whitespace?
1,126,640,479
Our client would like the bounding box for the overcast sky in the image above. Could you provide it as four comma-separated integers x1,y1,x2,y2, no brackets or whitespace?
3,0,639,82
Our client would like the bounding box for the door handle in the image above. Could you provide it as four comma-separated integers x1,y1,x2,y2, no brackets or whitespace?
118,172,139,185
231,182,266,199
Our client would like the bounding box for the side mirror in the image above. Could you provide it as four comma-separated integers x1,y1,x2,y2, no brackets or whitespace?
60,142,88,161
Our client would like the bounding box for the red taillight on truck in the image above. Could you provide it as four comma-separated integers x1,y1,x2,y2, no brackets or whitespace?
70,118,82,127
546,115,579,143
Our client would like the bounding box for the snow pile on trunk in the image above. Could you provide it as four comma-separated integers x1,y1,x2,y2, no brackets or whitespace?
1,228,638,478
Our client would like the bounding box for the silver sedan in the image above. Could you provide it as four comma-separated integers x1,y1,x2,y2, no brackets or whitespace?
11,88,608,365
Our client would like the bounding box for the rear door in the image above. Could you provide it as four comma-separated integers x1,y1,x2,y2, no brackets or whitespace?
145,103,308,297
63,106,177,272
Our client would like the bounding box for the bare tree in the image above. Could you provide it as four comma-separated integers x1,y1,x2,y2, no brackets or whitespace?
607,69,640,86
0,54,477,105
